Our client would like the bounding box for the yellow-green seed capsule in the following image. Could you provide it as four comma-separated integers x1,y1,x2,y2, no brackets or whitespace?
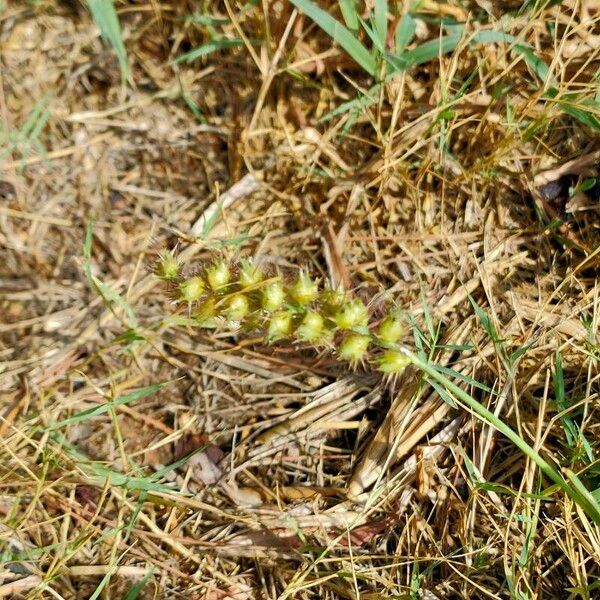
333,299,368,330
296,310,324,343
376,350,411,374
205,260,231,291
322,286,346,311
289,272,318,306
224,294,249,321
377,315,404,344
194,296,218,323
179,276,204,302
156,251,179,280
262,281,285,312
338,333,370,364
267,310,294,341
238,259,263,288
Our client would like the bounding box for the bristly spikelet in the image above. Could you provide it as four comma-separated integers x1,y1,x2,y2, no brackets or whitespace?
288,271,318,306
261,280,285,312
296,310,325,343
179,276,204,302
376,349,411,374
194,296,218,324
338,333,370,364
322,286,346,312
223,294,250,321
205,259,231,291
267,310,294,341
377,314,405,344
238,259,263,288
333,298,368,330
156,250,179,280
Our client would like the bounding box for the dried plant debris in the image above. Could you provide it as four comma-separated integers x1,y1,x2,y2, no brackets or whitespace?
1,1,599,598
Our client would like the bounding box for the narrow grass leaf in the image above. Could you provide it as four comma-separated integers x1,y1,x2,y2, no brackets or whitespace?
175,38,245,63
338,0,358,33
433,364,493,394
87,0,129,82
83,220,138,328
124,568,155,600
373,0,388,50
410,350,600,525
290,0,377,76
395,13,416,54
553,351,578,448
51,382,165,429
428,379,458,408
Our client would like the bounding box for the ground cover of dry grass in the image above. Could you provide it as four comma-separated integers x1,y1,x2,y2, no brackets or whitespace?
1,1,599,598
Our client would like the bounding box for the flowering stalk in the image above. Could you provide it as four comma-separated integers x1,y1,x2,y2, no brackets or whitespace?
155,254,410,375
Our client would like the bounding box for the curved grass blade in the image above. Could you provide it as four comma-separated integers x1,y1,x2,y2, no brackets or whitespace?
290,0,377,76
87,0,129,83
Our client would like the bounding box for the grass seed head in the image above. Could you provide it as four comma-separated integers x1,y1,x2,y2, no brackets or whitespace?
338,333,370,364
156,250,179,280
261,280,286,312
179,276,204,303
224,294,250,321
296,310,325,343
267,310,294,341
238,259,264,288
289,272,319,306
333,298,368,330
205,259,231,291
377,315,405,344
376,349,411,374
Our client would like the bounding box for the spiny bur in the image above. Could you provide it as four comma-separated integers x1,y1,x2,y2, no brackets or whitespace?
376,349,411,374
267,310,294,341
296,310,325,344
238,259,263,288
156,251,179,280
333,298,368,330
289,272,319,306
224,294,250,322
262,280,286,312
377,314,405,344
206,260,231,291
179,276,204,303
338,333,370,365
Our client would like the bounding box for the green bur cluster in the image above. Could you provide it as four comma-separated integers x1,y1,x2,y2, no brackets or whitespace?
155,253,411,375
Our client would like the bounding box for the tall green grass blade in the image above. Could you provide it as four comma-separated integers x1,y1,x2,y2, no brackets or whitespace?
124,568,155,600
50,382,165,429
395,13,416,54
83,220,138,329
338,0,358,33
373,0,388,50
175,38,245,63
408,350,600,525
553,351,578,448
359,16,385,54
87,0,129,83
290,0,377,76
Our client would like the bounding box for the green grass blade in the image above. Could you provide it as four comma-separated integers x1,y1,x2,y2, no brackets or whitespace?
373,0,388,50
124,568,155,600
50,382,166,429
83,220,138,329
87,0,129,83
408,350,600,525
338,0,358,33
290,0,377,76
174,38,245,63
395,13,416,54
